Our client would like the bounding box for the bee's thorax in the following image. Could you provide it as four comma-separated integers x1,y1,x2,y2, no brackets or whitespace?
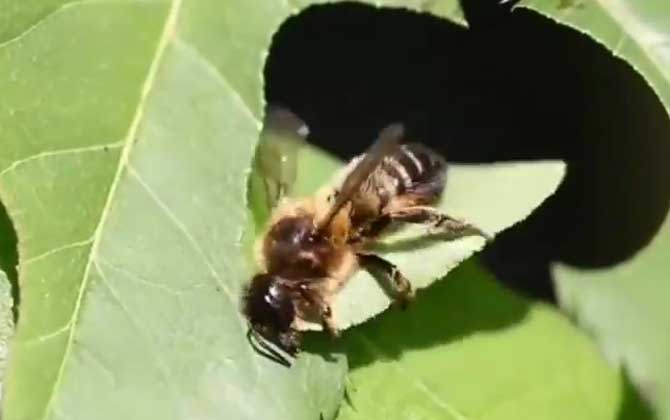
263,214,338,279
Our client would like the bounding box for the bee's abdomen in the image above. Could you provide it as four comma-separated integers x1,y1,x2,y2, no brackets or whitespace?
348,143,446,229
379,143,446,200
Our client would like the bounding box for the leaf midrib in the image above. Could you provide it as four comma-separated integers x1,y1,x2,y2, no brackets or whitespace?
40,0,183,418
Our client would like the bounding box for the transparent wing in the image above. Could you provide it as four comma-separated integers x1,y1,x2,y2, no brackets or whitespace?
317,123,404,231
250,106,309,218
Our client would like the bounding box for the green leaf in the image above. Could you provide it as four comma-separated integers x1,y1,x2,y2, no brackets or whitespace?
0,2,349,420
0,268,14,402
554,214,670,419
518,0,670,115
0,1,616,420
337,259,650,420
284,145,564,330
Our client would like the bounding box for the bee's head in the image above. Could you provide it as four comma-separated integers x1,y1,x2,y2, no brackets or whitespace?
243,273,301,363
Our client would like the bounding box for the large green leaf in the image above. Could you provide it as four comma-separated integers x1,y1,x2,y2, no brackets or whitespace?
337,259,650,420
0,2,348,420
0,1,494,419
0,1,637,420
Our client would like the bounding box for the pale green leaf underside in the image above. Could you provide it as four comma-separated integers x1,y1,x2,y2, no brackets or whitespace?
289,146,564,329
0,1,472,419
337,260,632,420
518,0,670,115
337,161,564,328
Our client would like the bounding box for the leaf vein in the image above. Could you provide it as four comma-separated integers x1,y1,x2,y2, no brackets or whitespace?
76,342,117,387
94,261,181,403
127,166,263,371
39,0,183,417
0,0,151,50
355,332,470,420
23,238,94,266
127,166,237,300
97,257,202,295
172,36,261,126
0,142,123,179
613,28,629,54
18,323,71,346
0,0,89,49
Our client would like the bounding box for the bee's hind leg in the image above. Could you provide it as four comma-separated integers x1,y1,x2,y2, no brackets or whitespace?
387,206,491,241
357,253,414,308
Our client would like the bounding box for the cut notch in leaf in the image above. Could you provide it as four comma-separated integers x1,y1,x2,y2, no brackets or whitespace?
250,125,566,331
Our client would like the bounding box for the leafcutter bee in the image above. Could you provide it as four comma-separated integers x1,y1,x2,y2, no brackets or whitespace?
244,107,488,365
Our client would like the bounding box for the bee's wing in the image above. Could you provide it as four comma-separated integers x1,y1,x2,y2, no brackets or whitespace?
317,123,404,231
253,106,309,211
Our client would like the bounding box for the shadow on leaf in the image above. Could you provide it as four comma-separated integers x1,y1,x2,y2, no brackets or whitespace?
265,0,670,303
305,257,654,419
333,258,528,369
0,200,18,319
617,368,655,420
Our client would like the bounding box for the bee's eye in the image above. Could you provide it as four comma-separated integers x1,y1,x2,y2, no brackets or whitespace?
264,284,283,308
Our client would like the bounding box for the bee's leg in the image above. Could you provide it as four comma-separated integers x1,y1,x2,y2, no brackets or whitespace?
388,206,491,241
297,284,340,337
357,253,414,307
359,215,391,239
319,304,340,338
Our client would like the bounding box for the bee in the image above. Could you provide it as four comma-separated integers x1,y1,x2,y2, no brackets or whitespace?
243,108,489,366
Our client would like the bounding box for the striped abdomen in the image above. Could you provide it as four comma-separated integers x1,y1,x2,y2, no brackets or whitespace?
349,143,447,228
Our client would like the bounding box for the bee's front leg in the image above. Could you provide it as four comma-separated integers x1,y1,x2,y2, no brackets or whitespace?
357,253,414,308
319,303,340,338
388,206,491,241
297,283,340,337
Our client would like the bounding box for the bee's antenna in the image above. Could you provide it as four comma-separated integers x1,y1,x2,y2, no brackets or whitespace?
246,328,292,368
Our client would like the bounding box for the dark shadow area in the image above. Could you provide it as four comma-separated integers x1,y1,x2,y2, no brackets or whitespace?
0,199,19,320
305,258,653,420
265,3,666,416
335,258,528,368
264,0,670,303
618,368,656,420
